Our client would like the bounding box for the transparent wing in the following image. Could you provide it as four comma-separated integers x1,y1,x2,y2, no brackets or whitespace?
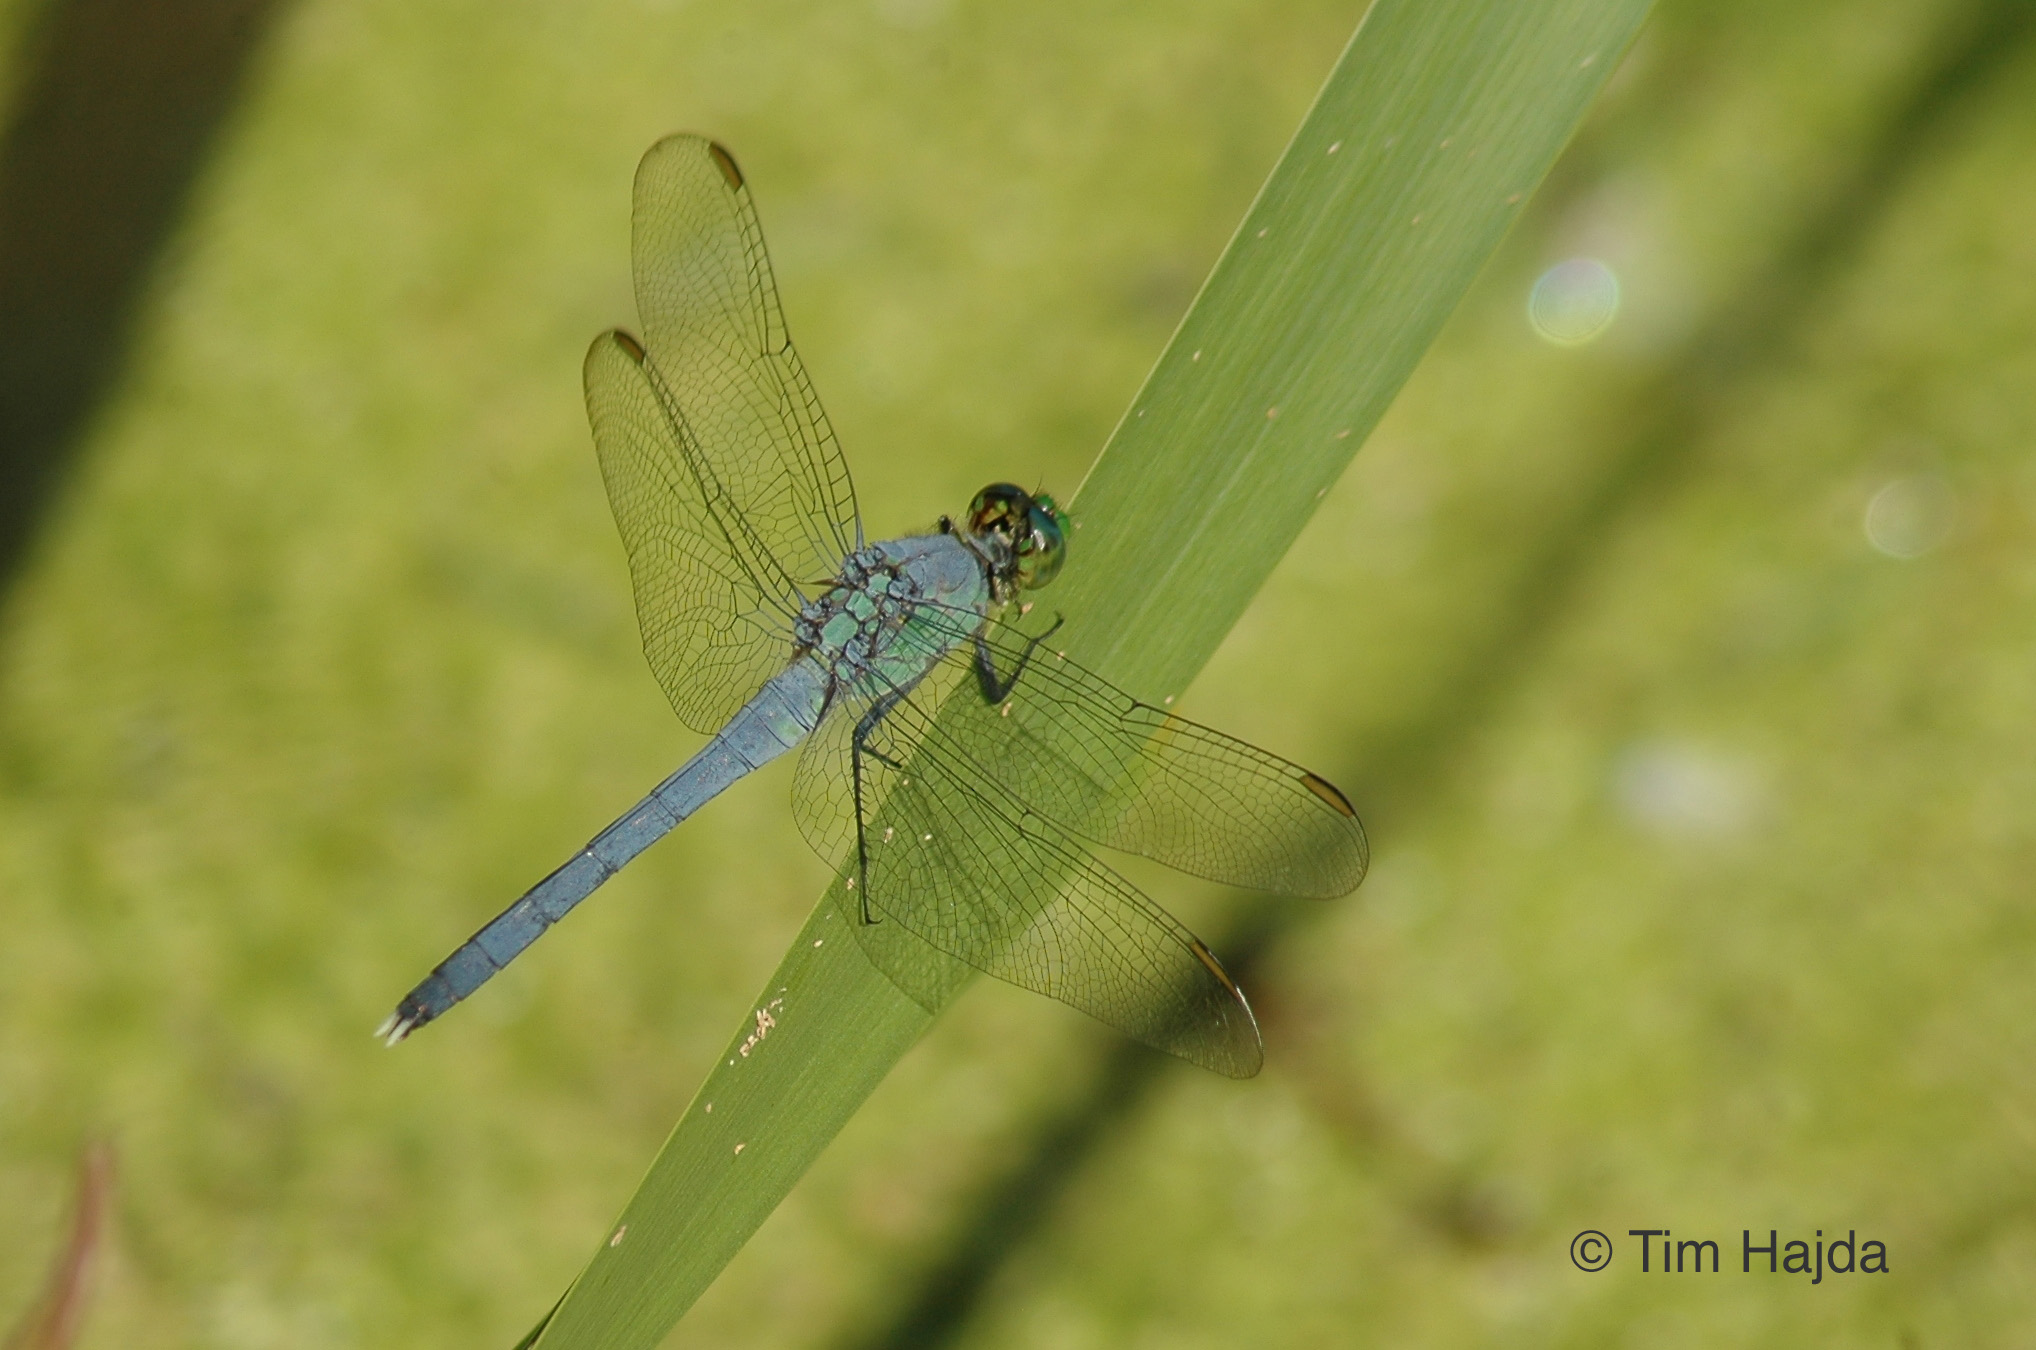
587,134,861,733
927,611,1369,898
585,332,801,733
631,135,859,593
793,677,1264,1078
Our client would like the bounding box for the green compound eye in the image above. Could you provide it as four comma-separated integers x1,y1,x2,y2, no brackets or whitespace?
1015,496,1066,590
967,484,1067,591
966,483,1026,534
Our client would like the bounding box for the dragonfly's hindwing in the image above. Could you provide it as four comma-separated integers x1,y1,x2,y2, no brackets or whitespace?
585,333,796,734
799,679,1265,1078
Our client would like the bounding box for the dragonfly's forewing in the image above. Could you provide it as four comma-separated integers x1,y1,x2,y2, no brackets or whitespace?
631,137,860,591
931,620,1369,898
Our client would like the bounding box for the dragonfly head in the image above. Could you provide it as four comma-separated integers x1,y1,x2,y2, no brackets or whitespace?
966,483,1068,596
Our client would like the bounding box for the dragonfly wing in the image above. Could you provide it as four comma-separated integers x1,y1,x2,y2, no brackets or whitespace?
931,618,1369,898
586,135,860,732
794,681,1264,1078
585,331,799,733
790,672,976,1016
630,134,860,595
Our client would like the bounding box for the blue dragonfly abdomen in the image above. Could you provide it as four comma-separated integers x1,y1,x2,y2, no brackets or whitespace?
378,659,825,1041
381,532,992,1042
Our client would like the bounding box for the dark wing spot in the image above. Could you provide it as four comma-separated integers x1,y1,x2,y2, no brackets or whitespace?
708,142,745,189
610,328,647,363
1301,772,1357,818
1189,938,1240,994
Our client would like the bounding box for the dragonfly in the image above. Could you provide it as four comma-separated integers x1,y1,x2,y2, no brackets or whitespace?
379,135,1367,1076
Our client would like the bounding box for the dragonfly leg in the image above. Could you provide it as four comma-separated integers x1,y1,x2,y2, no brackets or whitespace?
971,614,1066,703
849,684,913,925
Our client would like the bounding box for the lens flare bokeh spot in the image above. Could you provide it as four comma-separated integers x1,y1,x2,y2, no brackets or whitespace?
1528,257,1621,345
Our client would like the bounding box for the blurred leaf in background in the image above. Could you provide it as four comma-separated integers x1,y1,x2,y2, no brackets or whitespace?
2,1142,112,1350
0,0,2033,1348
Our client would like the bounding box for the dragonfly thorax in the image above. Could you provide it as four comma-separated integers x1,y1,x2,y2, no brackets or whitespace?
794,536,991,689
796,552,903,663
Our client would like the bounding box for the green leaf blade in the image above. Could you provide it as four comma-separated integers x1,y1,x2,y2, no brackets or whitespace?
1065,0,1653,695
533,903,922,1350
534,2,1653,1345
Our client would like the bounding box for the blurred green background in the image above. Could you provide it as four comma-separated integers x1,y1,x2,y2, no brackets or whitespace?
2,0,2034,1346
